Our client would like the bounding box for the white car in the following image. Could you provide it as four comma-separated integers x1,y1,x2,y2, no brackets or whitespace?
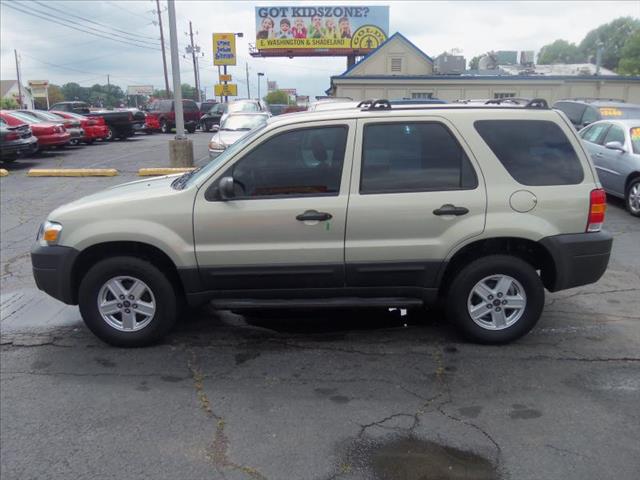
208,112,270,159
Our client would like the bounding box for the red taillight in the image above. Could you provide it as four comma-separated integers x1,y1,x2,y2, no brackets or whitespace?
587,189,607,232
5,131,19,141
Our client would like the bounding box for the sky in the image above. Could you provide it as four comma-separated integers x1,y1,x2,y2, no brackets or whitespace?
1,0,639,100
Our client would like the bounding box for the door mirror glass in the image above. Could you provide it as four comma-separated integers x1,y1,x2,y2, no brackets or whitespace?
219,176,235,200
604,141,625,152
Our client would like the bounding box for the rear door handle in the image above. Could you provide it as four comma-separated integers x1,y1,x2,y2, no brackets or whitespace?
296,210,332,221
433,204,469,216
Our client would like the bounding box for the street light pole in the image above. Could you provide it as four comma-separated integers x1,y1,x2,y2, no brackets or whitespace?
155,0,171,98
166,0,193,166
257,72,264,100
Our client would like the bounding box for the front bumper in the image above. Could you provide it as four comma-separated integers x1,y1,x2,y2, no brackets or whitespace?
31,245,80,305
540,231,613,292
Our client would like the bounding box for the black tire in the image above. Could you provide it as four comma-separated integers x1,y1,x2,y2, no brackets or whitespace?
84,139,95,145
445,255,544,344
160,120,170,134
78,256,178,347
626,177,640,217
187,126,196,134
105,126,115,141
201,122,210,132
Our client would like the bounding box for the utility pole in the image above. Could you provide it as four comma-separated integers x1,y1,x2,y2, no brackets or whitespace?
186,21,201,102
107,74,111,107
14,50,23,108
245,62,250,98
156,0,171,98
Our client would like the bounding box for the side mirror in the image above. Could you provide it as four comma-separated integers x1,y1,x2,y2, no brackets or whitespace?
604,141,625,152
211,124,220,132
582,121,592,128
218,176,235,200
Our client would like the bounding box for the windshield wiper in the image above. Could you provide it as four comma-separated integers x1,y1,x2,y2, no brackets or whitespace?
171,166,202,190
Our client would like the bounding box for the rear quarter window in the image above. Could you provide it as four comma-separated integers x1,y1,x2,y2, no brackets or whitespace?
474,120,584,186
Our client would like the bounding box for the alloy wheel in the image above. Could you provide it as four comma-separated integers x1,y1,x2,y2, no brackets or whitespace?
97,276,156,332
467,274,527,330
628,181,640,215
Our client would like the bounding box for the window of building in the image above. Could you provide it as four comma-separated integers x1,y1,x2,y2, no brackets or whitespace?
360,122,478,194
494,92,516,99
391,58,402,73
227,126,348,198
474,120,584,186
411,92,434,99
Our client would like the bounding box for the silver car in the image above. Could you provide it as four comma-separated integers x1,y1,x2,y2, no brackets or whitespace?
579,119,640,217
208,112,270,159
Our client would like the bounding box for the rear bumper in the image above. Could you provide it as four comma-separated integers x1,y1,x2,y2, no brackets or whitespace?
540,231,613,292
0,137,38,157
31,245,79,305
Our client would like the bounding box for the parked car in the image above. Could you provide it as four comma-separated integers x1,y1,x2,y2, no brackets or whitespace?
208,112,270,159
553,99,640,130
31,99,612,347
267,104,289,116
145,99,200,134
51,110,109,143
199,102,228,132
0,111,70,149
198,100,217,117
17,110,84,145
579,119,640,217
49,101,145,140
143,112,160,133
0,118,38,161
220,99,268,125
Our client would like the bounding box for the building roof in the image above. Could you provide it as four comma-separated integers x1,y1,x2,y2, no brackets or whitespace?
332,74,640,82
339,32,434,77
0,80,18,98
500,63,617,76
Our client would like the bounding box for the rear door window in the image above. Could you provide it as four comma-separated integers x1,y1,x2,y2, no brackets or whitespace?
360,122,478,194
581,106,600,125
554,102,586,125
475,120,584,186
183,101,198,111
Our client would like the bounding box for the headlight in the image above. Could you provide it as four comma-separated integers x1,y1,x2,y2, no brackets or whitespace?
38,221,63,246
208,140,225,150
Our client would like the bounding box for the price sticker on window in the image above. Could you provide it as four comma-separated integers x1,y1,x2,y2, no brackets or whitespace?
631,127,640,141
599,107,623,117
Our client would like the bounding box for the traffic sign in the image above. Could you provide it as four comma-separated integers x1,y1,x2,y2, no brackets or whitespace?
214,83,238,96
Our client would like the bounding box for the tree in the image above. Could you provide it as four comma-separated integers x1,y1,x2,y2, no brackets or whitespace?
579,17,640,70
469,55,481,70
617,30,640,75
61,82,88,102
264,89,291,105
48,84,64,104
1,98,18,109
537,39,583,64
181,84,197,100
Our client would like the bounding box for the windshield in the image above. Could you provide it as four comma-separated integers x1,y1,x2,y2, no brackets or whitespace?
599,106,640,120
35,111,64,121
221,114,268,131
181,123,267,188
228,102,259,113
631,127,640,154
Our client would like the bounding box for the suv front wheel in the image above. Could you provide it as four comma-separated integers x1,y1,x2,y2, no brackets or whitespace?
626,178,640,217
79,256,178,347
446,255,544,344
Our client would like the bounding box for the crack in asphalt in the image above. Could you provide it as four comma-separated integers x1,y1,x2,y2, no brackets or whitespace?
186,349,268,480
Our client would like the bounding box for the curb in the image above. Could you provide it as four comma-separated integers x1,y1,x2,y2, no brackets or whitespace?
0,169,8,177
138,167,195,176
27,169,119,177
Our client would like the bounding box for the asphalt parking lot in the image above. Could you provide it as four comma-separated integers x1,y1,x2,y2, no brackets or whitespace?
1,133,639,480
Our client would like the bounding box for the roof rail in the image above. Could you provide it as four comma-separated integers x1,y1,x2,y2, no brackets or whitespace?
358,99,392,110
559,97,626,103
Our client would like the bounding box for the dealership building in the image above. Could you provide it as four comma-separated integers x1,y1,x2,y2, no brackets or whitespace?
327,33,640,103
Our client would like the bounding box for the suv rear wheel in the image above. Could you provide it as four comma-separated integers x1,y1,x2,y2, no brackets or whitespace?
78,256,178,347
160,119,170,134
626,178,640,217
446,255,544,344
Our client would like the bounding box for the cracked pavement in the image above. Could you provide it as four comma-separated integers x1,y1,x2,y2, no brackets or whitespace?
1,133,640,479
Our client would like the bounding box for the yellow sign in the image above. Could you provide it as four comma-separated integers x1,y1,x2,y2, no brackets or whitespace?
599,107,623,117
219,74,232,82
213,33,236,66
631,127,640,140
215,83,238,96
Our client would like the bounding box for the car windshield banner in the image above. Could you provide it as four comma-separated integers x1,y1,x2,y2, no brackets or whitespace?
254,5,389,55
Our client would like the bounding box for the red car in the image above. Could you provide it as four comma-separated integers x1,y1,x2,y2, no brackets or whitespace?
144,112,160,133
51,110,109,143
0,110,70,149
145,99,200,133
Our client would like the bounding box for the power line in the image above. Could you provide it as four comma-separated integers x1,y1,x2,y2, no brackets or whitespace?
3,2,160,51
31,0,159,42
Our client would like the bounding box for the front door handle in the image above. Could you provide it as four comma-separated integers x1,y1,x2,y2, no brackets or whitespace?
433,204,469,216
296,210,332,221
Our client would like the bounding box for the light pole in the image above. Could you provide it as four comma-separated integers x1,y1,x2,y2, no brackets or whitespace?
257,72,264,100
222,32,243,102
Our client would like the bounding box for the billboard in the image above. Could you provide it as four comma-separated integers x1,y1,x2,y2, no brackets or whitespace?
213,33,237,66
254,6,389,56
127,85,154,95
28,80,49,98
215,83,238,96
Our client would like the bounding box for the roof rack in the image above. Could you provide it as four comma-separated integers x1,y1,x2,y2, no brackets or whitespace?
358,98,549,111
